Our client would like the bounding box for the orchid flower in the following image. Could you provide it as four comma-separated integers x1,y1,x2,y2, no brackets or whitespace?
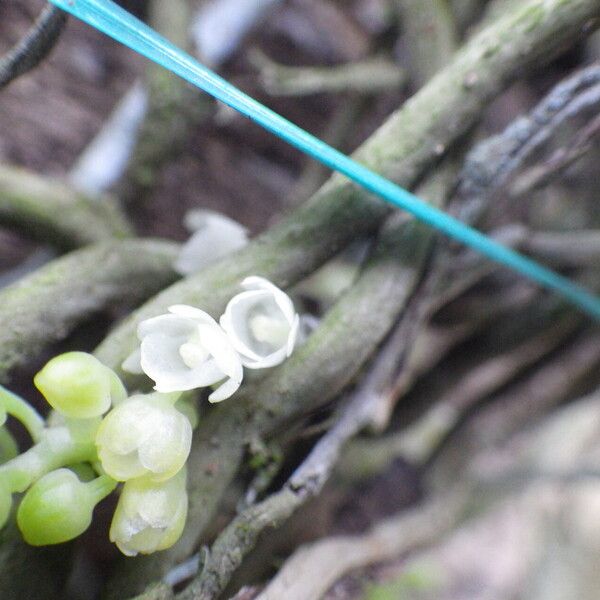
220,276,299,369
123,305,243,402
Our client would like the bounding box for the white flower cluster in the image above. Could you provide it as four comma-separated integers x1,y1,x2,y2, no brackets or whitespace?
123,276,299,401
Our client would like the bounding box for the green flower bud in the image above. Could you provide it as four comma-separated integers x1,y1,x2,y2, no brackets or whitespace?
34,352,127,419
110,468,187,556
17,469,116,546
96,392,191,482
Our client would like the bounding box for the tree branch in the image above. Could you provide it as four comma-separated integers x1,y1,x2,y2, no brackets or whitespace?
0,164,131,249
0,239,178,381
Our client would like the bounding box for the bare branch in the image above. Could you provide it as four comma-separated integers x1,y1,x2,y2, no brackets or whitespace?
0,4,67,89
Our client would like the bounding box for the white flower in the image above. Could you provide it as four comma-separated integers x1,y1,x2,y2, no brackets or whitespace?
110,468,188,556
96,392,192,482
220,276,299,369
122,305,243,402
174,209,248,276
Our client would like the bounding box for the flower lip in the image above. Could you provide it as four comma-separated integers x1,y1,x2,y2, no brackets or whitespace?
220,276,299,370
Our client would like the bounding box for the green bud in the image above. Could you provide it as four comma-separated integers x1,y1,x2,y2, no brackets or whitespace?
34,352,127,419
17,469,116,546
110,468,187,556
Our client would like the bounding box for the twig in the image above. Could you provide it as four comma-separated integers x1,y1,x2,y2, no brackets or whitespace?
250,50,406,96
455,63,600,224
0,239,179,381
428,328,600,489
522,229,600,266
512,112,600,195
0,4,67,89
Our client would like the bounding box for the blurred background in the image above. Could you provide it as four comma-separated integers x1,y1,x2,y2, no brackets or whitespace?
2,1,600,599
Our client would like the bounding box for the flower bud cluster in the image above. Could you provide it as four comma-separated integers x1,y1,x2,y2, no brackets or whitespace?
0,277,300,557
123,276,299,399
0,352,192,556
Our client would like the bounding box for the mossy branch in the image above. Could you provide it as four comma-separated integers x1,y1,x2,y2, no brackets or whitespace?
0,239,178,381
397,0,459,86
0,164,132,248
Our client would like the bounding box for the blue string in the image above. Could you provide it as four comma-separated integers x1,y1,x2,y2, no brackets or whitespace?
49,0,600,320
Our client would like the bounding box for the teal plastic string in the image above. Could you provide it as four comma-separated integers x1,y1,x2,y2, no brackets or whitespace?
50,0,600,320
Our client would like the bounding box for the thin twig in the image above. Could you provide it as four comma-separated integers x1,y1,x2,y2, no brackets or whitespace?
455,63,600,223
250,50,406,96
512,112,600,195
0,4,67,89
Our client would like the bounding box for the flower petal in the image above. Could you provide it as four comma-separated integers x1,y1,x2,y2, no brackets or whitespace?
137,409,192,480
168,305,217,325
197,323,243,382
174,212,248,275
208,376,241,403
138,314,196,339
121,347,143,374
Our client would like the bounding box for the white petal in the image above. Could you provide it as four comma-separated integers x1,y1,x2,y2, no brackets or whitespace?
98,449,148,481
168,305,217,325
241,276,277,292
140,334,225,392
287,313,300,356
208,376,241,402
122,347,143,374
138,314,196,339
220,290,271,361
273,287,296,325
175,211,248,275
240,346,288,370
137,411,192,480
96,397,155,455
197,323,243,381
140,333,192,380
